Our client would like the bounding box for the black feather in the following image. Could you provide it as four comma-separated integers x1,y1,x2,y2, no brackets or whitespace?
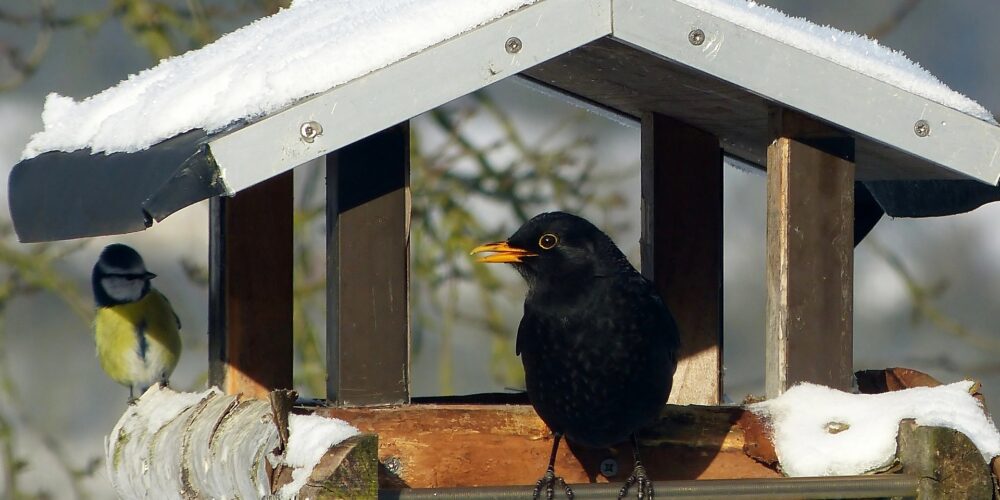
504,211,680,448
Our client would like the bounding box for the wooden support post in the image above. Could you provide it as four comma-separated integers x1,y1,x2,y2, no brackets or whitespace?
327,123,410,406
641,113,723,405
209,172,294,398
765,110,854,397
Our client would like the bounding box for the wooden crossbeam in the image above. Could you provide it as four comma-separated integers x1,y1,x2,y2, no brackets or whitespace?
765,111,855,397
208,172,294,398
640,113,723,405
318,403,777,489
326,123,411,406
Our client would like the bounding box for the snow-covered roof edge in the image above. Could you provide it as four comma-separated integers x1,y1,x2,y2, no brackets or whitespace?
21,0,538,159
19,0,995,161
675,0,994,124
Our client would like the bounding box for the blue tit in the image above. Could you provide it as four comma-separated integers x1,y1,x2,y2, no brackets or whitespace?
91,244,182,400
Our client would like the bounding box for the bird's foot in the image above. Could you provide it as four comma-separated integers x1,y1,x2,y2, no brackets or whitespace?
618,462,653,499
532,466,574,499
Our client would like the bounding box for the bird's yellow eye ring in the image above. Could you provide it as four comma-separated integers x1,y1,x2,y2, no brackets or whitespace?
538,233,559,250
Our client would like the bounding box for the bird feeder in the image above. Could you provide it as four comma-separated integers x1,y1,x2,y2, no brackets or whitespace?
8,0,1000,497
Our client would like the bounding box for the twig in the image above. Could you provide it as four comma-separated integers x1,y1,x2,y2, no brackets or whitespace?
866,238,1000,353
867,0,922,39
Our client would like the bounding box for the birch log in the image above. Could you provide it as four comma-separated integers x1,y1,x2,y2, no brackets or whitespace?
105,384,371,499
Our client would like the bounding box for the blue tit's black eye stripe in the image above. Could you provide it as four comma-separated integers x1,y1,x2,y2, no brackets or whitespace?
106,273,150,279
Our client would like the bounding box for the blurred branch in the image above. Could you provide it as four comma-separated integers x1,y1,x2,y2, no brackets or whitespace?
0,230,94,499
0,0,54,92
0,0,292,90
866,0,922,39
867,237,1000,353
408,92,631,391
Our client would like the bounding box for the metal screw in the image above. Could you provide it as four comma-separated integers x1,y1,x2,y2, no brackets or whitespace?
505,36,522,54
599,458,619,478
384,456,403,475
825,421,850,434
914,119,930,137
688,28,705,46
299,121,323,143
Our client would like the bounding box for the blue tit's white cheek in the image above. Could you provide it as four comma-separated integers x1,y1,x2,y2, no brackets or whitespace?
101,276,145,303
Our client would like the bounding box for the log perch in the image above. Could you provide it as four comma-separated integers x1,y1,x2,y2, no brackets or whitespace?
105,385,375,499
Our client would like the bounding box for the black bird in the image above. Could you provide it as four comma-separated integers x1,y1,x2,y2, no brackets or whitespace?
472,212,679,499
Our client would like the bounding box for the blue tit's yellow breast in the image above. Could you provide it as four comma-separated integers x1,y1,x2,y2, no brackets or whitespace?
94,289,181,386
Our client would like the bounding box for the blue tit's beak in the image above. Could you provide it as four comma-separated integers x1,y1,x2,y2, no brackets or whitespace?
144,271,157,280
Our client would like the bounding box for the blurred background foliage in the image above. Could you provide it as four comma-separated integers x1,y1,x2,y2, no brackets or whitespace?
1,0,999,497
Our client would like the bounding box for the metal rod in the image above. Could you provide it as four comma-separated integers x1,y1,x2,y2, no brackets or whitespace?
378,475,919,499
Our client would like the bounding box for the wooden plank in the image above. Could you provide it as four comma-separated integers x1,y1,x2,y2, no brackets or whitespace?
765,136,854,397
327,122,410,406
316,403,779,489
640,113,723,405
208,172,294,398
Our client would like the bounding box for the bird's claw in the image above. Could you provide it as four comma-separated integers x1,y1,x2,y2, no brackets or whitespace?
618,462,653,499
532,467,574,499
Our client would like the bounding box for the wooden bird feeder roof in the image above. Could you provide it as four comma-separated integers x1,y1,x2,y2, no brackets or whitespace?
9,0,1000,243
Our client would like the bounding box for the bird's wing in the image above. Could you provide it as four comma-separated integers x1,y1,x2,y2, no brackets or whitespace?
164,294,181,330
644,286,681,361
515,310,541,357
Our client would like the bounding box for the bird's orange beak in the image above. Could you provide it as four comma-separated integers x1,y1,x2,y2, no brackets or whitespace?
470,241,537,263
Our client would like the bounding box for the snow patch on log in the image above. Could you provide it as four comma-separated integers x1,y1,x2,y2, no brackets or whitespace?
749,381,1000,477
278,414,360,499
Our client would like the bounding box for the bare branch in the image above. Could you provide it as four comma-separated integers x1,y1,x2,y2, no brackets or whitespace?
866,238,1000,353
867,0,922,40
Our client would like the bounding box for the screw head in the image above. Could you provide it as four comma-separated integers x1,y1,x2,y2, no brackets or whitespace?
914,119,930,137
384,456,403,475
299,121,323,143
688,28,705,46
824,421,850,434
505,36,522,54
599,458,619,478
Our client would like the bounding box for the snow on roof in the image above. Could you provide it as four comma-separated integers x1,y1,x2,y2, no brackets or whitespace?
19,0,994,160
20,0,536,159
749,381,1000,477
676,0,995,123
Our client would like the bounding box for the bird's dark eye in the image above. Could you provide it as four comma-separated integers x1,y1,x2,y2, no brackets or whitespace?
538,233,559,250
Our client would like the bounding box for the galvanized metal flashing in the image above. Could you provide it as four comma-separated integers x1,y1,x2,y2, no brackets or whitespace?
8,130,226,242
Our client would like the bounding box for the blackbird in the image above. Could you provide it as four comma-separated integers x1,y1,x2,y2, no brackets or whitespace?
472,212,679,499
